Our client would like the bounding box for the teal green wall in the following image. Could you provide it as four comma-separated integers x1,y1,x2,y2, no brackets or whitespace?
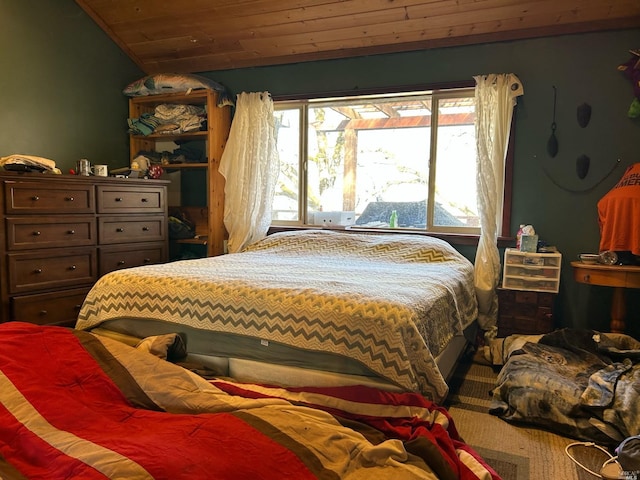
1,1,638,336
0,1,142,172
203,29,640,337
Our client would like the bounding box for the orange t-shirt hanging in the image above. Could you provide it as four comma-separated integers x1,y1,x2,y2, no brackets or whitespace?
598,162,640,256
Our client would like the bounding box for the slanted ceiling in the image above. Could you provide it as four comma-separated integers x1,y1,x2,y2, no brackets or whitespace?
76,0,640,74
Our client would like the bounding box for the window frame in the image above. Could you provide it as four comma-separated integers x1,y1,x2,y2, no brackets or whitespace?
271,81,514,246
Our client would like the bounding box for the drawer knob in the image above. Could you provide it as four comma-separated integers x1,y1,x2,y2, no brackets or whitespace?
116,227,125,232
144,258,151,263
68,230,75,235
39,310,48,316
66,197,74,202
117,260,126,266
141,198,149,203
34,268,42,274
33,231,41,236
31,196,39,201
142,226,149,231
69,265,77,271
583,274,590,282
115,197,123,202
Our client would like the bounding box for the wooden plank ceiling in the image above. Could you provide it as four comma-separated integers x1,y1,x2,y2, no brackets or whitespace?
76,0,640,74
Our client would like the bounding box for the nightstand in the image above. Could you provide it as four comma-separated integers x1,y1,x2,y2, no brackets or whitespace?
497,287,555,336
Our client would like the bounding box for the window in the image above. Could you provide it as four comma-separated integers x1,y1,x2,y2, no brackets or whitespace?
272,86,505,236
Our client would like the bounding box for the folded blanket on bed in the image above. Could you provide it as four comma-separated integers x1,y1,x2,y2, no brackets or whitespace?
0,322,499,480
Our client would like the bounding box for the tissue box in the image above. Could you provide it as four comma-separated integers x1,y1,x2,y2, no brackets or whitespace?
519,234,538,253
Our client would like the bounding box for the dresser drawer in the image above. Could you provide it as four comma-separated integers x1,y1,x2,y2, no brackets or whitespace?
4,181,94,214
98,216,166,244
8,247,97,294
11,288,90,326
497,314,554,336
497,287,555,336
6,216,96,250
99,242,167,275
97,185,165,214
499,301,537,318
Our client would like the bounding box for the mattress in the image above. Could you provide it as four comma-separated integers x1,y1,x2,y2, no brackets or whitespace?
91,323,476,393
76,230,478,402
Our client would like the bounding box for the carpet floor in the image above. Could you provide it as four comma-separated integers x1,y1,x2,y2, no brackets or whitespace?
445,355,614,480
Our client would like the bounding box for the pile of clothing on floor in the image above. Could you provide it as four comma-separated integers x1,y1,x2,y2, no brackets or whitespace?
486,328,640,447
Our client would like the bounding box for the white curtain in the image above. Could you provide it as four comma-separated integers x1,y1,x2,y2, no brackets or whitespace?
219,92,279,253
473,74,524,335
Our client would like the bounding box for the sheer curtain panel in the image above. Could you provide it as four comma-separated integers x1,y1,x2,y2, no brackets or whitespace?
219,92,279,253
473,74,523,336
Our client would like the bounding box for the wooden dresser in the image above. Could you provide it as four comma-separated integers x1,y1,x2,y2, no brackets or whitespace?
0,173,168,327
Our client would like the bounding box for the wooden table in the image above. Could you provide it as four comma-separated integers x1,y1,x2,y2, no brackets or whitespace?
571,261,640,333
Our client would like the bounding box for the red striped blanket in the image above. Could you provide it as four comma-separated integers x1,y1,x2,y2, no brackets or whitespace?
0,322,499,480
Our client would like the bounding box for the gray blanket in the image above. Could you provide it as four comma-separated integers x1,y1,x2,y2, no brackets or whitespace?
489,328,640,446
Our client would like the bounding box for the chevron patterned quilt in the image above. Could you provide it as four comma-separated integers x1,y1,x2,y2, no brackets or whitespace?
76,230,478,402
0,322,500,480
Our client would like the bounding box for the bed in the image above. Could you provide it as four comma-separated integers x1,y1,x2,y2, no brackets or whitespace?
76,230,479,403
0,322,500,479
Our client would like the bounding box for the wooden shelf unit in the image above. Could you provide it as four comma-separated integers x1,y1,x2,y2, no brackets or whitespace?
128,90,231,256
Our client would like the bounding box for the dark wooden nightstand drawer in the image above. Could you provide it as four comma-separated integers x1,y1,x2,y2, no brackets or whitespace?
98,216,166,244
4,182,94,214
537,293,555,307
514,290,538,304
537,306,553,319
506,315,537,334
8,247,97,294
502,302,537,318
97,186,165,214
6,216,96,250
497,287,555,336
498,315,554,337
99,242,167,275
11,288,90,326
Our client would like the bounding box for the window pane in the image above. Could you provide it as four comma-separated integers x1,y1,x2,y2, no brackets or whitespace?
433,96,478,228
305,96,433,228
353,128,429,228
273,108,300,222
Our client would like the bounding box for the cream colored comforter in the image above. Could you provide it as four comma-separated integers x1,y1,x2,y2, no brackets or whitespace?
76,230,478,401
